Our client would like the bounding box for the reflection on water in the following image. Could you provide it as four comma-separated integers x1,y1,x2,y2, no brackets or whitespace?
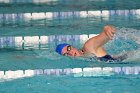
0,0,77,3
0,0,106,4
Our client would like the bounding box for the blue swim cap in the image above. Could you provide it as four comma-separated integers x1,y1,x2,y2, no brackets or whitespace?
55,43,69,55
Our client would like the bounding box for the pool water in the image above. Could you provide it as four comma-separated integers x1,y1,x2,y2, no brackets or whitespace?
0,0,140,93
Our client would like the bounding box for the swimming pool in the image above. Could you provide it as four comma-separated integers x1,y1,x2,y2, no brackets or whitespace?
0,0,140,93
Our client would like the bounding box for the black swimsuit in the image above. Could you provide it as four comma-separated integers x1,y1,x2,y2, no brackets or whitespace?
81,49,119,62
98,55,117,62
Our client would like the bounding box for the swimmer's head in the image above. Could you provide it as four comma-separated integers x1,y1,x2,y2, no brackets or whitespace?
55,43,70,55
55,43,83,57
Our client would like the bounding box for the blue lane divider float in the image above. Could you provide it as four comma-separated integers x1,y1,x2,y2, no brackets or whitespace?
0,35,92,49
0,9,140,26
0,66,140,81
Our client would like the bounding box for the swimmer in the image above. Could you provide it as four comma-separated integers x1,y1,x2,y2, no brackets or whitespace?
55,25,127,62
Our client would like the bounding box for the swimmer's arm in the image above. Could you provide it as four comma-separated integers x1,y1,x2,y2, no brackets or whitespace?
93,25,116,48
83,25,115,57
84,25,115,49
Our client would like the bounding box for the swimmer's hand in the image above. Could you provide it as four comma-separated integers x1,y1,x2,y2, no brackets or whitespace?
104,25,116,40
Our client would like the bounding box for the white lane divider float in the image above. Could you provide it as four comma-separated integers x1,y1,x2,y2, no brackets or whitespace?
0,66,139,81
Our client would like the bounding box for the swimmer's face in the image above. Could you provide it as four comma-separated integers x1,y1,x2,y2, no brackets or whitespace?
62,45,83,57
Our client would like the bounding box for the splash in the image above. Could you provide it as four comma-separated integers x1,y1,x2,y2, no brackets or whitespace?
123,49,140,62
78,27,140,63
116,27,140,45
106,27,140,62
